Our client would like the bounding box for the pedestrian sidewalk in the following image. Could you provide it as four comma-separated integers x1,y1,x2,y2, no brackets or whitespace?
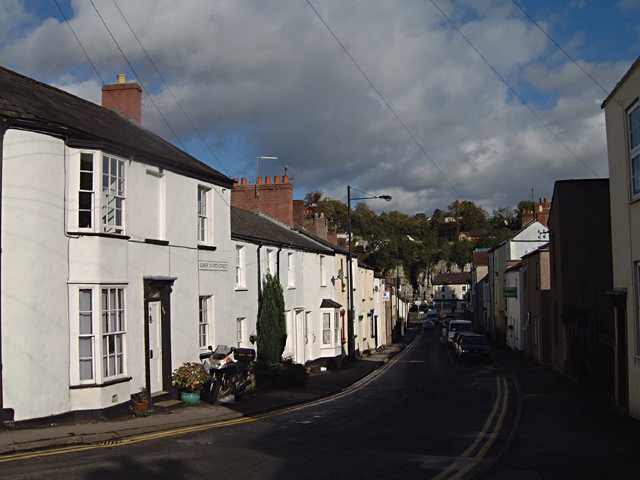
0,336,413,455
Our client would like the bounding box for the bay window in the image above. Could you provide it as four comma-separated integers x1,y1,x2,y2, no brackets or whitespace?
71,285,127,385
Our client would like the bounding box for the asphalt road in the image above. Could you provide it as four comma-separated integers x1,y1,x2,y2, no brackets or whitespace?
0,330,520,480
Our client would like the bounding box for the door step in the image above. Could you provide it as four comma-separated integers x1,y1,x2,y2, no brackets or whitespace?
152,399,183,413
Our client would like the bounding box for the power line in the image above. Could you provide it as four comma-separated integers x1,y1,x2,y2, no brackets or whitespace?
511,0,611,98
305,0,463,199
430,0,599,178
88,0,188,153
111,0,232,178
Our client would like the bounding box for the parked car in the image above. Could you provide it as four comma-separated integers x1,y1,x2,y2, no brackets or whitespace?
447,320,473,348
455,334,491,362
422,319,435,331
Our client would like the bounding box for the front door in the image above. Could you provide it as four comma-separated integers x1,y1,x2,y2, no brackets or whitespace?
148,300,163,394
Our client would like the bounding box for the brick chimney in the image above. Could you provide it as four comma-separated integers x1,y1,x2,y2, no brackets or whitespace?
101,74,142,125
231,176,294,227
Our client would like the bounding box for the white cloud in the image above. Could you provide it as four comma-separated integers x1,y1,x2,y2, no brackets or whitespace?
0,0,634,215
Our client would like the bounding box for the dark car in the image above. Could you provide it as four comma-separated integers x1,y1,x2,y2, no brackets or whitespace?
455,334,491,362
422,319,435,331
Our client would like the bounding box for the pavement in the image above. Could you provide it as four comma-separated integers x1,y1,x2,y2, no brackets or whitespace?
0,335,413,456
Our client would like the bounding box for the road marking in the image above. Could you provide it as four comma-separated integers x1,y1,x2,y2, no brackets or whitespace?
0,339,418,463
431,374,510,480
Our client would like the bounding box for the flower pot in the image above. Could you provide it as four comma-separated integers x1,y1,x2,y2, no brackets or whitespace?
135,401,149,413
180,391,201,405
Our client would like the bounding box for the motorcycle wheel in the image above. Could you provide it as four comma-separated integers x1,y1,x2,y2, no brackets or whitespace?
203,380,220,405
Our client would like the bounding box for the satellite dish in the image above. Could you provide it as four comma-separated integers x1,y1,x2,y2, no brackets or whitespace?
338,269,345,279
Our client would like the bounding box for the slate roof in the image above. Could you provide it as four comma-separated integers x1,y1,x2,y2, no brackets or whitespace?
231,207,333,253
0,66,232,187
432,272,471,285
293,224,349,255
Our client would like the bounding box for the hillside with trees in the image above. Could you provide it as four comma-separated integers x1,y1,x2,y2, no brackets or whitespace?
304,191,535,292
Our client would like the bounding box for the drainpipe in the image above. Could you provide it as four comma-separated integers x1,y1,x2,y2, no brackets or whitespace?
0,119,7,427
257,244,263,319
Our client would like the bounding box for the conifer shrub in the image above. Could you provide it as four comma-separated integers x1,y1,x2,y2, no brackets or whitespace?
256,273,287,364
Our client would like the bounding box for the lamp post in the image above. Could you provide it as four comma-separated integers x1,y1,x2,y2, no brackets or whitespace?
347,185,391,359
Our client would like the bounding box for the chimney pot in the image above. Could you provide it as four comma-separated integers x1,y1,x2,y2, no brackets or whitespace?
233,178,239,185
117,74,127,84
283,175,289,183
265,176,271,184
274,176,281,184
241,178,247,185
257,177,263,185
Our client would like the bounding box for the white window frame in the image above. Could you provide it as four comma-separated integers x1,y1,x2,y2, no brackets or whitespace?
102,154,126,234
78,152,94,229
199,296,211,349
322,312,331,345
629,103,640,199
237,317,245,348
70,284,127,386
236,245,246,289
197,186,209,243
288,252,295,288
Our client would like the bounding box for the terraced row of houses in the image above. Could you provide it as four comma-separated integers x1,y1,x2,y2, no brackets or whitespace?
471,56,640,421
0,67,408,425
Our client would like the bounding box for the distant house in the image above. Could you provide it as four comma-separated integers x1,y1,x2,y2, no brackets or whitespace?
459,228,488,242
487,220,549,345
505,262,523,351
601,58,640,415
0,68,234,423
520,245,551,364
430,272,471,314
471,249,490,334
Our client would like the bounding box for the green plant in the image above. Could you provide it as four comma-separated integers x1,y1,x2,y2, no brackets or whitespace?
131,386,148,403
256,273,287,364
171,362,208,393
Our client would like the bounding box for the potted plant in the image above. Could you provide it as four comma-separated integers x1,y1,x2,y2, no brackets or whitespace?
131,386,149,415
172,362,208,405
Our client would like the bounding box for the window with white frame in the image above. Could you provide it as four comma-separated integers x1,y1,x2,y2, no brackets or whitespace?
288,252,295,287
199,296,210,348
78,153,94,228
630,104,640,198
335,311,340,345
236,246,246,288
323,312,331,345
236,317,245,347
197,186,209,243
102,155,125,234
266,248,276,276
72,285,126,384
102,287,125,378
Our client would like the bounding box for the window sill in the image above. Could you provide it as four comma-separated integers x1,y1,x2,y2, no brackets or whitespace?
67,231,131,240
145,238,169,246
235,287,248,292
70,376,132,389
198,244,218,251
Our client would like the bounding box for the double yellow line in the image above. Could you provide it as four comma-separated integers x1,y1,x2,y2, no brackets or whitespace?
432,374,511,480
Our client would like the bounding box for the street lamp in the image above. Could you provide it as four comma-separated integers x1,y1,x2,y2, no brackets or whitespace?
346,185,392,359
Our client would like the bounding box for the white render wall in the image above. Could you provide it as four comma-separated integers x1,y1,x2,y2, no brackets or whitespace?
2,130,235,421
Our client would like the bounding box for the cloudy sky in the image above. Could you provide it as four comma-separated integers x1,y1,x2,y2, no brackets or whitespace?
1,0,639,215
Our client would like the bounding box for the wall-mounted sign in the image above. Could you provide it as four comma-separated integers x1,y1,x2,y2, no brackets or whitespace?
504,287,518,298
199,260,229,271
382,292,390,301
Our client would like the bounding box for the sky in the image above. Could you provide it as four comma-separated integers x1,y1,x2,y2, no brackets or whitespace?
1,0,639,216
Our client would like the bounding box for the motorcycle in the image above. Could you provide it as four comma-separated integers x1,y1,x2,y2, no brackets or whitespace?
200,345,255,404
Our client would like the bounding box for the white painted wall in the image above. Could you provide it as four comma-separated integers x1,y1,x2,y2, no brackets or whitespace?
2,130,235,421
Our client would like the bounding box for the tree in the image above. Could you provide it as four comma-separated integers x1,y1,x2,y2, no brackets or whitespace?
256,273,287,363
304,190,324,207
